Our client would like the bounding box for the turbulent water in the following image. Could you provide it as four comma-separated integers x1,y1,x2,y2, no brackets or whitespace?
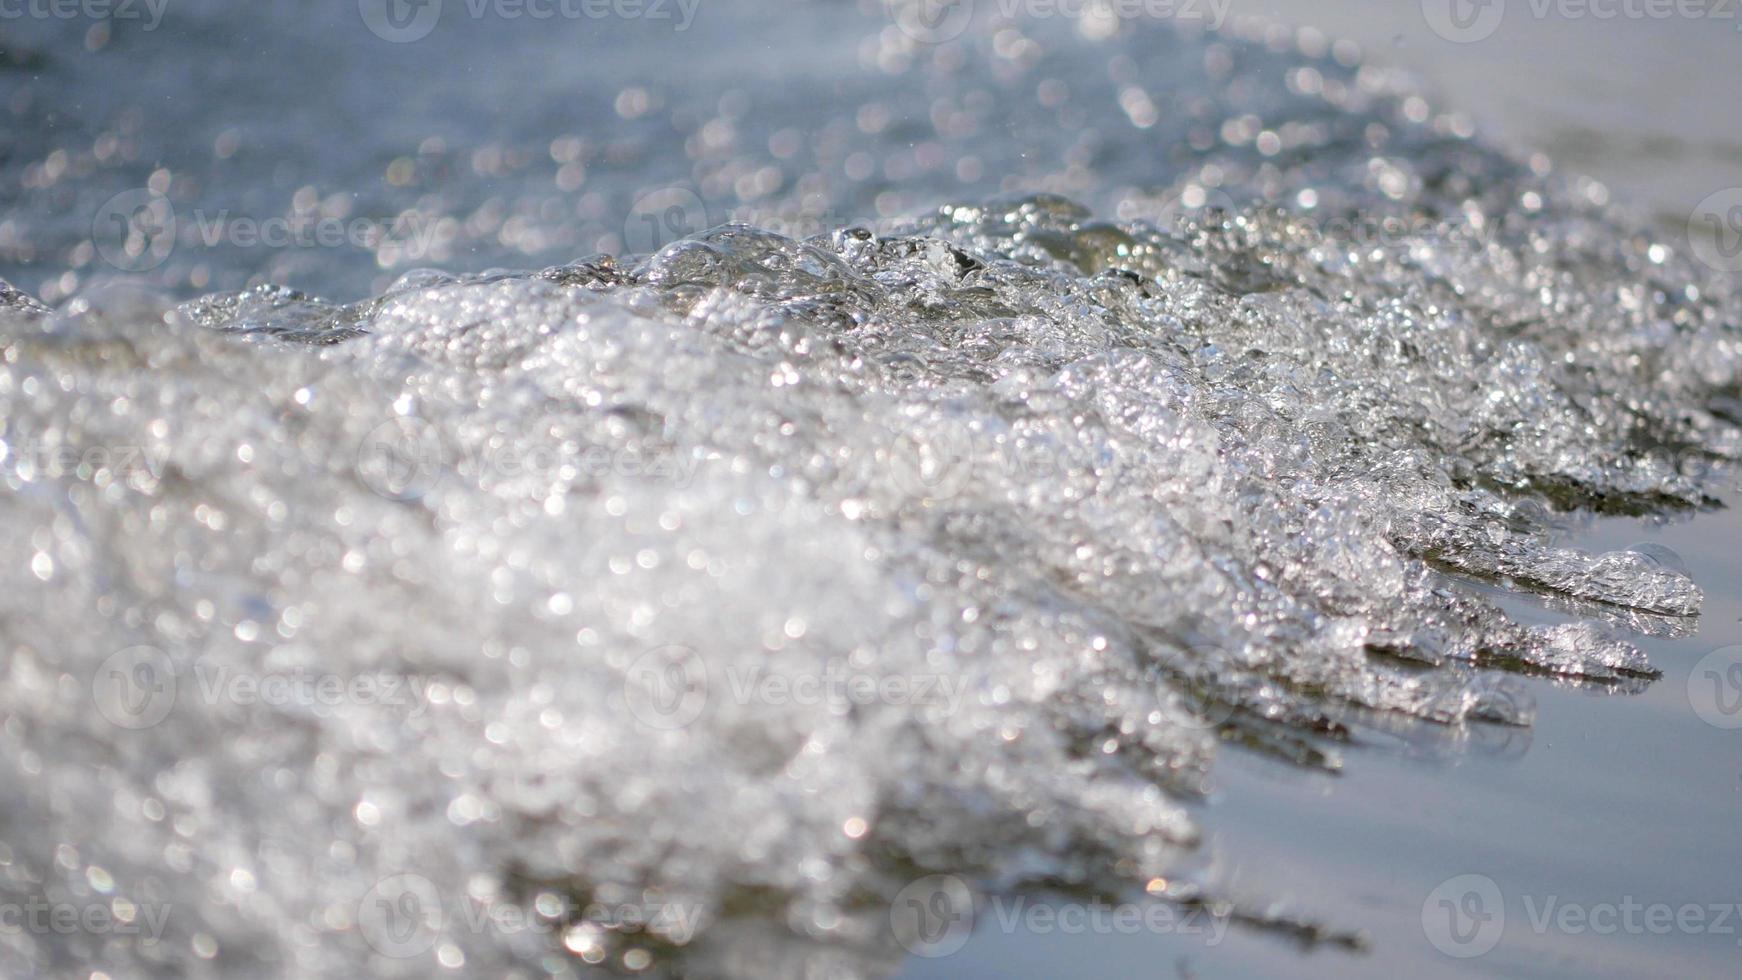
1,4,1739,978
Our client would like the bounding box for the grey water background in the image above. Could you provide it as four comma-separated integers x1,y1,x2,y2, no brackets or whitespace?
905,502,1742,979
4,0,1742,977
901,4,1742,978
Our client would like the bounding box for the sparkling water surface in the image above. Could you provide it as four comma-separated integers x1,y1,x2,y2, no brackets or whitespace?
2,2,1741,978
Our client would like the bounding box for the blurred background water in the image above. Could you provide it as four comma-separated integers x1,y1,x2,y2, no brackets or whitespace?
2,1,1741,978
7,0,1735,301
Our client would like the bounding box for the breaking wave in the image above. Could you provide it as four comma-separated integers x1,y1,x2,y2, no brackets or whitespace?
0,9,1736,978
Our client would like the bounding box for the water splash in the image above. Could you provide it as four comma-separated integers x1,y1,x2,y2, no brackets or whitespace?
0,12,1737,980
